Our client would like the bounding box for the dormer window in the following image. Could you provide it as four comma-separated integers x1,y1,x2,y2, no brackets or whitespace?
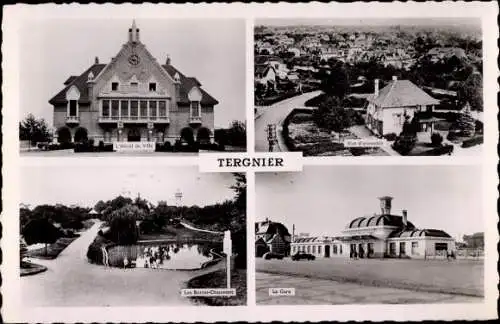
111,82,119,91
130,82,138,90
149,82,156,92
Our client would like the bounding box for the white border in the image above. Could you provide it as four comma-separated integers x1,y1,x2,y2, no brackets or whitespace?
2,2,498,322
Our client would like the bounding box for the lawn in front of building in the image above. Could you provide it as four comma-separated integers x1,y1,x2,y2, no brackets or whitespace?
256,257,483,297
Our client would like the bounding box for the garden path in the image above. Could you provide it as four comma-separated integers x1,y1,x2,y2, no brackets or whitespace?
255,90,322,152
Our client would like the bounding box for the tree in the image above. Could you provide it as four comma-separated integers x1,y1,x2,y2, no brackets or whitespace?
457,72,483,112
225,121,247,147
19,114,51,145
312,96,355,132
393,115,417,155
453,103,476,137
108,205,141,244
20,237,28,266
21,218,62,256
320,62,350,100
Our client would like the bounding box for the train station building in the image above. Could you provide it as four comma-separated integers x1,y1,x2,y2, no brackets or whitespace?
291,196,455,259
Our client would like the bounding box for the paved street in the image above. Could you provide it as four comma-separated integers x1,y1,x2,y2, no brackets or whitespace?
256,272,482,305
256,258,483,305
21,221,222,307
255,91,322,152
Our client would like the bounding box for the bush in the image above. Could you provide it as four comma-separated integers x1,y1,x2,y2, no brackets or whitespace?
392,135,417,155
87,235,112,265
462,135,483,148
431,133,444,147
384,133,397,141
447,131,459,141
475,120,483,134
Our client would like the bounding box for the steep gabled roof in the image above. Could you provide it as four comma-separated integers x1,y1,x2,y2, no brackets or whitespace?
49,64,107,105
49,62,218,106
161,64,219,106
367,80,440,108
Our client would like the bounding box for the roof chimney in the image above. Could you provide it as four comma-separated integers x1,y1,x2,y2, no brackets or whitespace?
378,196,393,215
392,75,398,81
402,209,408,227
374,79,379,97
166,55,171,66
95,56,99,64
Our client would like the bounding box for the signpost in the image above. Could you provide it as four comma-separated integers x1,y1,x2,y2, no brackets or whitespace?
223,230,232,289
267,124,277,152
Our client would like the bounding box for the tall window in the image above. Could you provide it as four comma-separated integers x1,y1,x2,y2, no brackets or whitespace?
318,246,322,255
121,100,129,118
149,101,157,118
102,100,110,117
411,242,418,255
130,101,138,118
111,100,119,117
149,82,156,92
140,101,148,118
191,101,200,118
69,100,78,116
111,82,119,91
312,246,316,254
158,101,167,117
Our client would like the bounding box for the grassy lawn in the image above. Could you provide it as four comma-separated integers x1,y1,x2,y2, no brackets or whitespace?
20,261,47,276
186,268,247,306
257,258,483,297
26,236,79,260
139,225,222,242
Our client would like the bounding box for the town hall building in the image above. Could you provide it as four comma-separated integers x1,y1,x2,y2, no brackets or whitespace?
49,21,219,145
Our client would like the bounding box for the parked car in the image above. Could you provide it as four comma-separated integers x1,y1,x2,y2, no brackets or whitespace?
263,252,284,260
291,251,315,261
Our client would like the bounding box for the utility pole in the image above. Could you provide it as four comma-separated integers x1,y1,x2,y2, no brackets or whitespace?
267,124,277,152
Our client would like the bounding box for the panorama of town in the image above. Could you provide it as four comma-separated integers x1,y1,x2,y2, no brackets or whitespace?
254,20,483,156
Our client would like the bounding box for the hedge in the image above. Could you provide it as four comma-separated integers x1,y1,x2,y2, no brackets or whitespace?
462,135,483,148
282,108,316,151
411,144,454,156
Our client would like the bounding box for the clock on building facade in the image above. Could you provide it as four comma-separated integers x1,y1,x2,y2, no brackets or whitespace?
128,54,140,66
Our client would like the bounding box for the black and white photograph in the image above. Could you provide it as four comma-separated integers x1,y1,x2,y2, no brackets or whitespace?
254,18,484,156
19,19,247,155
20,165,247,306
255,166,484,304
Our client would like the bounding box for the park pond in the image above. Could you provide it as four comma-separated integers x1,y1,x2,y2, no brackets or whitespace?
106,240,222,270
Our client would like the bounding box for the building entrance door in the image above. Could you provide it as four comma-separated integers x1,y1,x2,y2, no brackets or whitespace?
399,242,406,257
324,245,330,258
127,128,141,142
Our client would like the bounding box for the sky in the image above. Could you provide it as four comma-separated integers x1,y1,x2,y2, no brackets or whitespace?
256,165,483,240
19,18,246,128
257,17,481,28
20,165,237,209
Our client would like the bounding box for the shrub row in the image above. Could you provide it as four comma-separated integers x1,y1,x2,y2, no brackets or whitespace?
462,135,483,148
155,141,225,153
258,90,300,106
412,144,454,156
74,140,113,153
46,142,76,150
